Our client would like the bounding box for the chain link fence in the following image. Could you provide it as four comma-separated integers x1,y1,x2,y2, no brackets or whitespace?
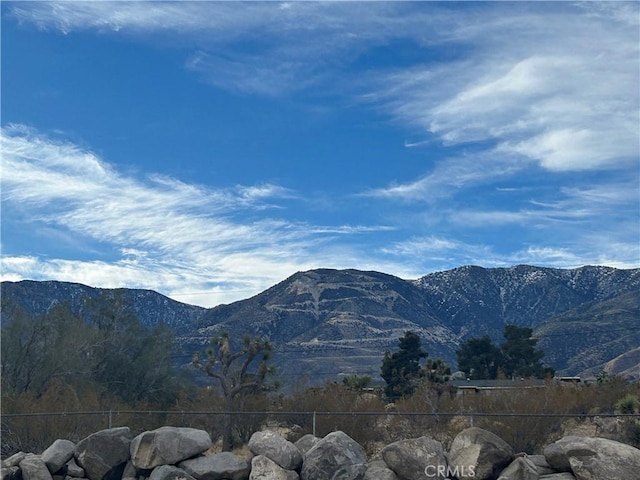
3,410,639,458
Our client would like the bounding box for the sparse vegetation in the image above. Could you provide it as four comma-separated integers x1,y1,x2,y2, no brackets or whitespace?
616,393,640,414
2,313,639,457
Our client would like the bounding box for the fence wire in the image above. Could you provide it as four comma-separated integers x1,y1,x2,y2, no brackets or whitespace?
3,409,639,458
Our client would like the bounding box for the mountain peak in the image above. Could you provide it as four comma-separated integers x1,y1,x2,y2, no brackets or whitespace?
3,265,638,384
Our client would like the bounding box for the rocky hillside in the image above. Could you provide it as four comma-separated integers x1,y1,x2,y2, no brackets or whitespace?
193,265,639,383
0,280,206,331
194,269,460,385
2,265,639,384
535,291,640,377
414,264,639,338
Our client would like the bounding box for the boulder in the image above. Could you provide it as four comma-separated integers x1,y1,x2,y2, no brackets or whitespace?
149,465,197,480
543,437,574,472
381,436,447,480
496,457,538,480
448,427,514,480
300,431,367,480
539,474,576,480
328,464,366,480
249,456,299,480
293,435,319,457
363,460,398,480
74,427,133,480
120,461,140,480
130,427,212,469
3,453,27,469
543,435,640,480
42,440,76,474
65,459,85,478
526,455,555,476
179,452,250,480
1,465,21,480
19,455,53,480
248,431,302,471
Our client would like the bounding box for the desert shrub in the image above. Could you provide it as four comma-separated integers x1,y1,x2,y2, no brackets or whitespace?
1,379,111,456
282,382,386,447
616,393,640,414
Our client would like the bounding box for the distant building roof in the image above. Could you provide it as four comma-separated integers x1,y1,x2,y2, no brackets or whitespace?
449,378,547,389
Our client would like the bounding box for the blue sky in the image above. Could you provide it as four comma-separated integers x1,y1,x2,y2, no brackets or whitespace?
1,1,638,307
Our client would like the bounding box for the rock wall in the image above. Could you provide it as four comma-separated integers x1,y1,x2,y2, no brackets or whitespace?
2,425,640,480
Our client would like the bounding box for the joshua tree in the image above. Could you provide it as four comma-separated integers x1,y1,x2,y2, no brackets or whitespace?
192,332,277,450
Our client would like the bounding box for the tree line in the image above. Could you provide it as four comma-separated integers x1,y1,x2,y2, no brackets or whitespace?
2,297,556,452
1,293,187,406
380,326,554,400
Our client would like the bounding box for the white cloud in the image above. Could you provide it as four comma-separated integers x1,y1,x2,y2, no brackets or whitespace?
3,2,638,301
0,125,400,306
368,4,638,176
364,152,521,202
10,3,638,171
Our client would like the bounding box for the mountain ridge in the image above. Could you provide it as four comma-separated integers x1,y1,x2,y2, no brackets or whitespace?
2,264,638,383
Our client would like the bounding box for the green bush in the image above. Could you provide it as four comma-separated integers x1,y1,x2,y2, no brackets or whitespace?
616,394,639,414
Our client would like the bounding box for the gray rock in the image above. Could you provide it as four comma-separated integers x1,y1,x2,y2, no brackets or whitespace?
149,465,197,480
179,452,250,480
543,435,640,480
381,436,447,480
120,461,139,480
249,456,298,480
363,460,398,480
19,455,53,480
329,464,366,480
1,465,22,480
42,440,76,474
74,427,133,480
543,438,573,472
293,435,319,457
539,474,576,480
248,431,302,471
3,453,27,469
300,431,367,480
497,457,538,480
448,427,514,480
526,455,555,476
130,427,212,469
65,458,85,478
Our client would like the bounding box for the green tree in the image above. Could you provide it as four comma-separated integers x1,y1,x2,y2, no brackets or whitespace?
500,325,549,379
84,292,185,405
192,332,277,451
1,303,96,396
381,331,427,400
1,293,184,406
456,335,503,380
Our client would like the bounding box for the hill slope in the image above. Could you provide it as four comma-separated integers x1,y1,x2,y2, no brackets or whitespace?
2,265,638,384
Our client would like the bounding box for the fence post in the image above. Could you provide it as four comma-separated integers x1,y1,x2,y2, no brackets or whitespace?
312,411,316,437
108,410,112,429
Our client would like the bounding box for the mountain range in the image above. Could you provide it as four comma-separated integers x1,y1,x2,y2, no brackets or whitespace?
2,265,639,385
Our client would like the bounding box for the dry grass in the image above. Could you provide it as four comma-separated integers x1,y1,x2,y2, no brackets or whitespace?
3,378,639,457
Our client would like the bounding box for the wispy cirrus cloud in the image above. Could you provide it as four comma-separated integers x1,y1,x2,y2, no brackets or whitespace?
365,2,638,194
9,2,638,174
3,2,638,303
0,125,395,306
